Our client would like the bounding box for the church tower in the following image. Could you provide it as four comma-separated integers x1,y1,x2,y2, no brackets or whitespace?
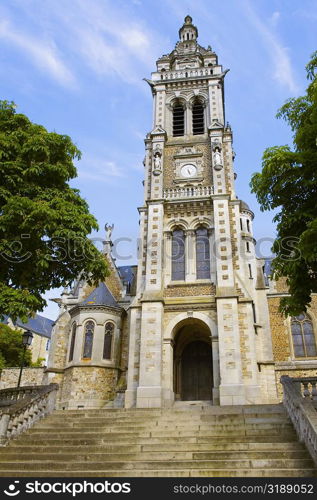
125,16,276,408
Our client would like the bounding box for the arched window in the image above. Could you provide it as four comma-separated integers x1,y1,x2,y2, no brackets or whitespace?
103,322,114,360
172,229,185,281
291,313,317,358
196,227,210,279
173,101,185,137
69,323,76,362
192,99,204,135
83,320,94,359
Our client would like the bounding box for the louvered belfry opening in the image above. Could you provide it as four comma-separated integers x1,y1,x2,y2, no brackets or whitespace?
192,99,204,135
173,101,185,136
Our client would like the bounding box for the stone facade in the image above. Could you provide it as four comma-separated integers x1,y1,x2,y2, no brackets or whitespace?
43,16,317,410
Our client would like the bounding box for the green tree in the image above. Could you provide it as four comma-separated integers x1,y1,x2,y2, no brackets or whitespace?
250,52,317,316
0,101,108,321
0,323,32,369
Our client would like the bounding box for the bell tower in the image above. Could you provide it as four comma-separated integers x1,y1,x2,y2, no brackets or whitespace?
125,16,274,408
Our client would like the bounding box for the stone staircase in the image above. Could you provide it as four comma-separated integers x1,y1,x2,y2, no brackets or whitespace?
0,404,316,477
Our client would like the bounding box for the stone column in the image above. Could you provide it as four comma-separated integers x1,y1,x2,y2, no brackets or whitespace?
164,230,172,284
211,335,220,404
125,307,141,408
186,229,196,282
217,297,244,405
186,102,192,135
162,338,175,407
136,301,164,408
208,228,216,283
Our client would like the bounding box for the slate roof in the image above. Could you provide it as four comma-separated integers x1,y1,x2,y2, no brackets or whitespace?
240,200,251,212
81,282,119,308
15,314,54,339
263,258,273,286
118,265,136,289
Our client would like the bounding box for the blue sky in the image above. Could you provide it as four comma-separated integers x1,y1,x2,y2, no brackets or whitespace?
0,0,316,319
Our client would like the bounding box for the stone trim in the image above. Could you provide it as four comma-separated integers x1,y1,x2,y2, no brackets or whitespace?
69,305,123,317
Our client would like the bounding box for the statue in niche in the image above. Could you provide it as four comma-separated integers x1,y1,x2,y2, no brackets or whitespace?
213,146,223,171
153,152,162,175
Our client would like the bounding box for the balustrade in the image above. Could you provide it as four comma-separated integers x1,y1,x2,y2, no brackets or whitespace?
163,185,213,200
0,384,58,445
281,375,317,466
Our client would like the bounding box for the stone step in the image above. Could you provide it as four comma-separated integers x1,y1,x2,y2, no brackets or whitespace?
15,434,299,446
52,405,286,417
0,458,314,471
7,441,306,453
0,468,316,478
46,411,288,421
2,403,314,479
26,425,296,436
31,422,294,433
0,450,310,462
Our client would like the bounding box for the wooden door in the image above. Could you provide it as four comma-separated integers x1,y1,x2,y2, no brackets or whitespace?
181,341,212,401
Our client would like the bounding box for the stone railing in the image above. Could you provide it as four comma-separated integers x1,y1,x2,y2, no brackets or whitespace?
281,375,317,465
164,185,213,200
154,68,214,81
0,384,59,445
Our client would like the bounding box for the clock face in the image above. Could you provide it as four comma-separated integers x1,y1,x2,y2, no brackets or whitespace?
181,164,197,178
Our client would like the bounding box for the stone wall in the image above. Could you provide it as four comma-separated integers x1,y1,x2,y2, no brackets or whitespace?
268,285,317,401
31,334,48,365
164,284,215,297
268,297,291,362
0,367,45,389
58,366,118,409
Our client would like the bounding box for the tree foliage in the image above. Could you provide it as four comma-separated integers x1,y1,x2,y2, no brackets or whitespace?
0,323,32,370
250,52,317,315
0,101,108,321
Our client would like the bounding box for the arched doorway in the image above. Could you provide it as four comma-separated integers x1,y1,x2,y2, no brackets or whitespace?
173,319,213,401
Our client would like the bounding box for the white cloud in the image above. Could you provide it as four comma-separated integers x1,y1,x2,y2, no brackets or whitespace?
0,0,161,88
0,19,75,88
77,156,125,183
68,1,154,83
270,11,280,27
243,2,298,94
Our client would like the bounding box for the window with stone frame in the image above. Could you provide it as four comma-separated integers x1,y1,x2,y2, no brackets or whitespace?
192,99,204,135
173,101,185,136
196,227,210,279
103,322,114,360
172,229,185,281
291,313,317,358
69,323,76,362
83,320,94,359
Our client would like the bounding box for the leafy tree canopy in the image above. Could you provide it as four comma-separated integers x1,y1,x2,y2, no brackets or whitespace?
250,52,317,316
0,323,32,370
0,101,108,321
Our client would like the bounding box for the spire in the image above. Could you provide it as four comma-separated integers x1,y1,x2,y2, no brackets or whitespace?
178,15,198,42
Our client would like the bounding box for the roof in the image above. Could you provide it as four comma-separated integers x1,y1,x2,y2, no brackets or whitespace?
81,282,119,308
264,258,273,276
240,200,251,211
118,265,137,295
263,258,273,286
15,314,54,339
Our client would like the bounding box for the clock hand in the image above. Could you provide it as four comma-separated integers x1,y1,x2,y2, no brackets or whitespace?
187,168,191,175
